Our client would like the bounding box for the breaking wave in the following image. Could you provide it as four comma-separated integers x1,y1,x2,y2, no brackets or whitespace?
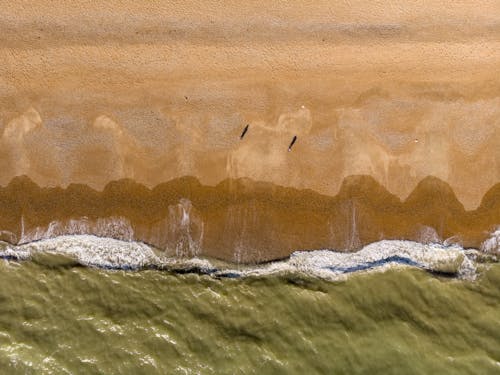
0,234,492,281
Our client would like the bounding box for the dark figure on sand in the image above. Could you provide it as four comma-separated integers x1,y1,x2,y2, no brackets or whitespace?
288,136,297,151
240,124,249,139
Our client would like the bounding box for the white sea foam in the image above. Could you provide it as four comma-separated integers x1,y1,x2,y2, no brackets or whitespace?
19,216,134,244
0,235,485,280
232,240,475,280
481,227,500,254
18,235,158,269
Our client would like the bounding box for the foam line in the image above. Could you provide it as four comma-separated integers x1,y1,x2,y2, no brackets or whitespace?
0,235,486,280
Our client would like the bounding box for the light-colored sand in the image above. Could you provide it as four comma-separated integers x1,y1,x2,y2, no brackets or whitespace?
0,1,499,211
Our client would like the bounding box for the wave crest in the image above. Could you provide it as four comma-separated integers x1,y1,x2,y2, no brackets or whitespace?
0,235,486,280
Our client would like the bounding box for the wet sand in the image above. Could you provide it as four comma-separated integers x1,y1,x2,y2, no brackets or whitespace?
0,176,497,262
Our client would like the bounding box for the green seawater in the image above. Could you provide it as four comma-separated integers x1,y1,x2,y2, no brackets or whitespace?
0,259,499,374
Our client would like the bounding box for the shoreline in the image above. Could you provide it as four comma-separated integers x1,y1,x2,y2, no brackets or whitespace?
0,175,498,263
1,234,490,281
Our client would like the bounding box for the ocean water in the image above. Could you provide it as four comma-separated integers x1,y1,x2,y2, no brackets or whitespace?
0,236,499,374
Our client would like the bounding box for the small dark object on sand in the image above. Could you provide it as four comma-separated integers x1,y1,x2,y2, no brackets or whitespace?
240,124,249,139
288,136,297,151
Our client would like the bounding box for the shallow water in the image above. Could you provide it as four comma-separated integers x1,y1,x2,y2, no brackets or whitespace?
0,246,499,374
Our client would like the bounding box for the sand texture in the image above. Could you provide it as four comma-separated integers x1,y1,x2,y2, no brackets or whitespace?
0,1,499,261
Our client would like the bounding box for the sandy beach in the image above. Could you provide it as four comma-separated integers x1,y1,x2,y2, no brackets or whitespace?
0,1,499,260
